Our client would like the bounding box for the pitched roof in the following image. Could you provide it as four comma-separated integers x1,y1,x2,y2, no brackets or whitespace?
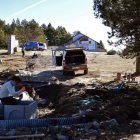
69,33,100,45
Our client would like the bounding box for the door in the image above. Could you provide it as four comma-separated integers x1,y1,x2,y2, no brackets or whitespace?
52,50,63,66
25,42,32,49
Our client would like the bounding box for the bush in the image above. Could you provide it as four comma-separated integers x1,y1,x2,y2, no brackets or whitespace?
107,50,116,55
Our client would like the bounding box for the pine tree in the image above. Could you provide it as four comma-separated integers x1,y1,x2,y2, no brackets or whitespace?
72,31,81,36
0,28,7,49
93,0,140,73
21,19,30,42
93,0,140,58
98,40,105,49
46,23,56,46
0,19,6,30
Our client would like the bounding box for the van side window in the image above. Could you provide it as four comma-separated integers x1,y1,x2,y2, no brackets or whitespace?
33,42,37,45
27,42,31,45
39,43,43,46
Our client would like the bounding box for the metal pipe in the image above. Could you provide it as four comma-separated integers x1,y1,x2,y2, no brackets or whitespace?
22,81,50,84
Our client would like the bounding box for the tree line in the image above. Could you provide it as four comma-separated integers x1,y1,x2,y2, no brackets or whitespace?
0,18,81,48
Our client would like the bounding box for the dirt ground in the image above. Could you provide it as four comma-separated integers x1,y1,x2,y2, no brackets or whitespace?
1,49,140,140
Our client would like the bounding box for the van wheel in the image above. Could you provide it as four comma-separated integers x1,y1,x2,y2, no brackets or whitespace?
84,69,88,74
33,47,37,51
39,48,42,51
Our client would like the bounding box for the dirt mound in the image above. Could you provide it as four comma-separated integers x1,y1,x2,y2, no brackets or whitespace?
38,84,140,124
26,55,52,69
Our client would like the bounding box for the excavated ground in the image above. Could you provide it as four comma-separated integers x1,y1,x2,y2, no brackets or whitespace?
1,50,140,139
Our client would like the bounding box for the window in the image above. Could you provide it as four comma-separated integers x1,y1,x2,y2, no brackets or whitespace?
38,43,43,46
79,41,81,44
33,42,37,44
81,37,88,41
89,41,91,44
27,42,31,45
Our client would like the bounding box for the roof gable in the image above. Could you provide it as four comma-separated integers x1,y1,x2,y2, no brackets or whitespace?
72,34,84,42
70,33,100,44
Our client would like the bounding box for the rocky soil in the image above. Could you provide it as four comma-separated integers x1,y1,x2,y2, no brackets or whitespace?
0,50,140,139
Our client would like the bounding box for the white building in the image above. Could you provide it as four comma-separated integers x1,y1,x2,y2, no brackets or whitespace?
8,35,20,54
67,33,100,51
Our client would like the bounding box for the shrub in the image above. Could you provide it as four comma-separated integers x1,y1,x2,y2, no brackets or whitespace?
107,50,116,55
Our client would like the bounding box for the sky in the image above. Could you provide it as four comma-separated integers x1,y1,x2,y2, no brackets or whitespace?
0,0,116,51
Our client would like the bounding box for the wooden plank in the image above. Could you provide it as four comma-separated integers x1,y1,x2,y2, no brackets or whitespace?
0,133,45,139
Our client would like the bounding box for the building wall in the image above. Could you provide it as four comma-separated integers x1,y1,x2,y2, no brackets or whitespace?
8,35,15,54
15,40,19,47
75,38,97,51
8,35,22,54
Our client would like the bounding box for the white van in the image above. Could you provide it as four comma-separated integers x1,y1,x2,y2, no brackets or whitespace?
38,43,47,51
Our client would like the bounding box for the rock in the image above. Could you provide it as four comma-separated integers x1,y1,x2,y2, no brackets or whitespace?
48,126,58,135
89,129,98,134
34,94,39,100
6,127,31,136
26,87,36,98
9,69,20,75
6,130,16,136
106,119,118,126
132,120,140,125
71,124,80,130
19,70,32,76
85,122,95,130
48,76,59,84
57,134,68,140
48,102,54,108
92,121,100,129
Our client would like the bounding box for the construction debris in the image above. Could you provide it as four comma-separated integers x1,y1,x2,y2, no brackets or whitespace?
0,51,140,139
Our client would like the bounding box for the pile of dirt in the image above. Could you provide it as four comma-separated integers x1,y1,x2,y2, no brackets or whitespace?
36,82,140,139
38,83,140,122
26,55,52,70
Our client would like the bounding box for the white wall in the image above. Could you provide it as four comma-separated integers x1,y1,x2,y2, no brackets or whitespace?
8,35,15,54
8,35,21,54
76,38,96,51
15,40,19,47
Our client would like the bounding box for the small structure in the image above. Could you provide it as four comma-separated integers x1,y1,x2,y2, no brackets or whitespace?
4,101,38,120
8,35,21,54
67,33,100,51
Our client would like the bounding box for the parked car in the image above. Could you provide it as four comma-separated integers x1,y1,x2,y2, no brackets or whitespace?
38,43,47,51
52,48,88,75
19,41,39,51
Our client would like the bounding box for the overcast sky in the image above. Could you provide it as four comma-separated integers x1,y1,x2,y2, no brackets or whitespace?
0,0,115,50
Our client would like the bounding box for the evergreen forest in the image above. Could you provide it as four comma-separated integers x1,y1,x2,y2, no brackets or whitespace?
0,18,74,48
